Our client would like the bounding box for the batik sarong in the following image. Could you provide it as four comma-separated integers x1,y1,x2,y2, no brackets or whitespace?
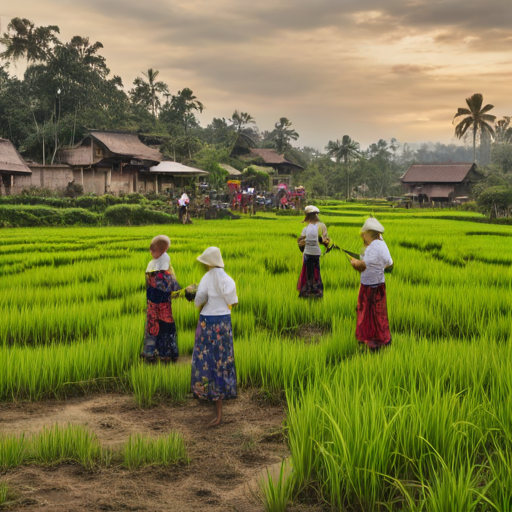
142,269,181,362
356,283,391,349
297,254,323,298
191,314,237,401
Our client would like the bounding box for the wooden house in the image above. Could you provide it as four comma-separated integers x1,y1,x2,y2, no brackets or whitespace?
0,138,32,195
401,163,483,202
248,149,303,188
58,130,162,194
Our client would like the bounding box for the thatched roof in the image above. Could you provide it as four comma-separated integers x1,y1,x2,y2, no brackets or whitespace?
59,131,162,166
249,148,303,170
146,161,209,175
402,163,480,183
0,139,31,175
91,131,162,162
219,164,242,176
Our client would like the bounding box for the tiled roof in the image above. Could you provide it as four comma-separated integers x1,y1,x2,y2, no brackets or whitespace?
401,163,476,183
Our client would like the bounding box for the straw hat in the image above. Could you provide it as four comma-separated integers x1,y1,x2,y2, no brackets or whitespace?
197,246,224,268
361,217,385,233
304,205,320,214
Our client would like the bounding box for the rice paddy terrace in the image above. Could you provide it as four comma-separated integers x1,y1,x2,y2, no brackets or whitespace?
1,204,511,511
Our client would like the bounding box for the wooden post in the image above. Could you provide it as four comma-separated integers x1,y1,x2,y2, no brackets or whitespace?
80,167,84,186
154,174,158,194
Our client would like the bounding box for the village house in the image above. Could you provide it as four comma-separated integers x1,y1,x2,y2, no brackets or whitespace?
401,163,483,202
58,130,162,195
248,148,303,188
58,130,209,194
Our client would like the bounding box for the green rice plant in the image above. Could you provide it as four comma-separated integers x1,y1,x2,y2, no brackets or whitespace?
30,424,103,469
259,460,295,512
0,434,28,469
122,432,188,470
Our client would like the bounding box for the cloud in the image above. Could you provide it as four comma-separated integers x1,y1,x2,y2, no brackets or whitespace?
2,0,512,148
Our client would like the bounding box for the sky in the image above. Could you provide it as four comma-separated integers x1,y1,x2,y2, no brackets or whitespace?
2,0,512,150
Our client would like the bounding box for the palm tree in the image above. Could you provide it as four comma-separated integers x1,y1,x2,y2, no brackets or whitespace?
229,110,256,152
494,117,512,143
272,117,299,154
453,93,496,162
326,135,360,199
131,68,169,118
0,17,60,63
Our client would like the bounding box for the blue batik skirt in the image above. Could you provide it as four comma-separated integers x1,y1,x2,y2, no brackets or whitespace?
191,314,237,401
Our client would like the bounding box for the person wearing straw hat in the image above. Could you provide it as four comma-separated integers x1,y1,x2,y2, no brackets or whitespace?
350,217,393,350
297,205,329,299
192,247,238,427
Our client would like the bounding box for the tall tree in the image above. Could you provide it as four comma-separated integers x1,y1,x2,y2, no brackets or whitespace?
0,17,60,63
494,117,512,144
161,87,204,132
229,110,256,152
272,117,299,154
130,68,168,118
453,93,496,162
326,135,360,198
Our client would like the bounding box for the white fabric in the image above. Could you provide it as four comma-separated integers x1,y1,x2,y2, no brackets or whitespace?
178,194,189,207
361,239,393,285
361,217,385,233
305,205,320,214
301,223,325,256
146,252,170,272
197,247,224,268
194,268,238,316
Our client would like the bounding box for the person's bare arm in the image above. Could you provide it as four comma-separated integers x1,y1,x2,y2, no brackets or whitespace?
350,258,366,273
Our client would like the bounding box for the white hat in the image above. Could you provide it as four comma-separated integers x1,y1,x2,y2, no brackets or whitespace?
197,246,224,268
304,205,320,214
361,217,385,233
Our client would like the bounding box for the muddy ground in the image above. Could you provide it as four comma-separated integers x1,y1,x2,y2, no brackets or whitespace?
0,391,313,512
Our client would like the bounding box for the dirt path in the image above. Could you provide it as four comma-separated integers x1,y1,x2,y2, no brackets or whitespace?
0,392,289,512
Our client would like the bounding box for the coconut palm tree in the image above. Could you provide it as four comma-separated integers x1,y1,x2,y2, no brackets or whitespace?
326,135,360,199
494,117,512,143
272,117,299,154
229,110,256,152
0,17,60,63
453,93,496,162
326,135,360,164
131,68,169,118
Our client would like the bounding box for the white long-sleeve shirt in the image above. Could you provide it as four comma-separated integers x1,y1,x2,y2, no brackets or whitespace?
194,268,238,316
301,222,328,256
361,239,393,285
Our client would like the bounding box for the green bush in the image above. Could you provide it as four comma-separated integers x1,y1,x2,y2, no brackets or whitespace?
457,201,478,212
61,208,100,225
477,186,512,218
0,205,63,227
104,204,178,225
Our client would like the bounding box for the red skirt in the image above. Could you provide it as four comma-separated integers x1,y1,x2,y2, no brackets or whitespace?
356,283,391,349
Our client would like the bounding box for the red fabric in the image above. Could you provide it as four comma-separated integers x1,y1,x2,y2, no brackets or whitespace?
356,284,391,349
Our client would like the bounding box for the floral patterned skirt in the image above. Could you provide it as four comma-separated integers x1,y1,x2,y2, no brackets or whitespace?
191,314,237,401
297,254,323,299
142,300,179,362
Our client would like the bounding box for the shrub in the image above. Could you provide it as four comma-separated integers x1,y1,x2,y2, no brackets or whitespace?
61,208,100,225
104,204,178,225
0,205,63,227
477,186,512,218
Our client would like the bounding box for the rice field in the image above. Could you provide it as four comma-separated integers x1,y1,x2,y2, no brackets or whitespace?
1,204,511,511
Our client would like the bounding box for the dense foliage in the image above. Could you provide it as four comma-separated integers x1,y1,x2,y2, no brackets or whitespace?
1,17,512,201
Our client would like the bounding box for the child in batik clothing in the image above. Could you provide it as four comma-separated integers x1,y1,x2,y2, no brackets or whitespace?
141,235,181,363
350,218,393,350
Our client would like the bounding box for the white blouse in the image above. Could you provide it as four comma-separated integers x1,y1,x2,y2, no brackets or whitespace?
301,222,328,256
361,239,393,285
194,268,238,316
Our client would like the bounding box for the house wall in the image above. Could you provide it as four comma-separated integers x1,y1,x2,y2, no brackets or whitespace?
0,166,73,195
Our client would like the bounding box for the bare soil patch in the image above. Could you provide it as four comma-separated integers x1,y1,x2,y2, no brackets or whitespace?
0,392,289,512
283,324,330,344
